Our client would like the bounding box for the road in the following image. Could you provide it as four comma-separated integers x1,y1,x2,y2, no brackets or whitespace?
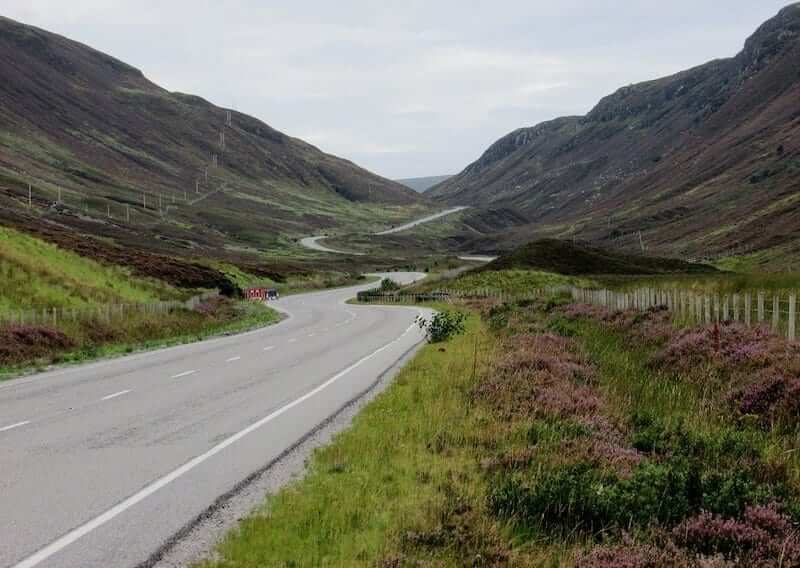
298,236,365,256
1,273,430,568
300,206,469,255
373,206,467,235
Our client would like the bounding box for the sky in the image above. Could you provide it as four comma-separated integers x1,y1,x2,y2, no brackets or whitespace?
1,1,793,179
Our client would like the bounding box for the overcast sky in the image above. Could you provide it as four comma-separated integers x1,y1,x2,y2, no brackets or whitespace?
2,1,793,179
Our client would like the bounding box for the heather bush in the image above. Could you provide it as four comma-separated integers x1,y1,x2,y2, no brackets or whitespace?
0,324,74,364
673,504,800,564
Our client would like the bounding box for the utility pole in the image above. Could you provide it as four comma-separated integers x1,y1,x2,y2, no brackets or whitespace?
196,179,200,194
28,183,32,208
226,110,232,126
107,204,111,218
638,231,645,252
159,192,162,211
205,166,208,182
126,204,130,223
57,186,62,203
143,193,147,210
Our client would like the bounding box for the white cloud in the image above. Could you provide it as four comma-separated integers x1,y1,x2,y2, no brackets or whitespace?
0,0,792,177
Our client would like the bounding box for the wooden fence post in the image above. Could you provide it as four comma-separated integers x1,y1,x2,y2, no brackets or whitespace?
733,294,740,321
757,292,765,323
772,294,780,332
745,293,752,326
789,293,796,342
723,296,730,321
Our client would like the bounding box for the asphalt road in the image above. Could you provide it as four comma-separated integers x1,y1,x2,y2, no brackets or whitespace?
1,273,430,568
373,206,467,235
299,206,469,255
298,236,365,255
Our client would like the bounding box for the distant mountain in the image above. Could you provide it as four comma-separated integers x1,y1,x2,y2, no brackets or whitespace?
0,16,428,263
429,4,800,260
396,175,452,193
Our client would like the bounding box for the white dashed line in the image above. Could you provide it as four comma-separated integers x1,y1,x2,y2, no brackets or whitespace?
288,338,297,343
226,356,241,363
172,370,196,379
101,390,131,401
308,333,315,337
263,346,275,352
12,319,422,568
0,421,30,433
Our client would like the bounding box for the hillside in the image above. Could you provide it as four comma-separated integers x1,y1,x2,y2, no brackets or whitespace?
429,4,800,261
0,16,430,267
396,175,452,193
482,239,717,276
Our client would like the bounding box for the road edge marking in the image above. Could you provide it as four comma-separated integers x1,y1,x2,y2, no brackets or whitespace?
13,319,423,568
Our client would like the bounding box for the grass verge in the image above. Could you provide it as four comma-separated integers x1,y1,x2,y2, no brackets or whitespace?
0,299,281,380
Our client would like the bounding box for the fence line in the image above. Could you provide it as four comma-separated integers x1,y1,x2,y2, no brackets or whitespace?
358,286,800,341
0,291,219,328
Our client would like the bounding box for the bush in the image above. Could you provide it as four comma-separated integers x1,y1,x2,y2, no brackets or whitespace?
379,278,401,292
416,311,467,343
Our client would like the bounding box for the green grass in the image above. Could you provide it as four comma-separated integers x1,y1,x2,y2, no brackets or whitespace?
601,271,800,294
414,268,596,295
0,300,281,380
199,312,502,567
0,226,182,315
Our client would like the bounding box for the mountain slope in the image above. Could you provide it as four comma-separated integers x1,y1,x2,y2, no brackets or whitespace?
0,16,429,262
396,175,452,193
429,4,800,260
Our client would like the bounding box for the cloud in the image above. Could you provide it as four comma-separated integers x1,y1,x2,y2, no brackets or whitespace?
0,0,792,178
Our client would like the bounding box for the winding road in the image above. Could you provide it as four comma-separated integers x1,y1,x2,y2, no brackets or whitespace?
1,273,430,568
300,206,468,255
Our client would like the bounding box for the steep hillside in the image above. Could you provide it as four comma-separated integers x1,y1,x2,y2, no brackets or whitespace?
429,4,800,261
396,175,452,193
0,16,429,264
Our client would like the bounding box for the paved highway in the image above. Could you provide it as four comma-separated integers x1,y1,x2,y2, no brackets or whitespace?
374,206,467,235
1,273,429,568
300,206,469,255
298,236,365,255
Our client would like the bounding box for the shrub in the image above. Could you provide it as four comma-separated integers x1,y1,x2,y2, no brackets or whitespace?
0,324,75,364
379,278,401,292
416,311,467,343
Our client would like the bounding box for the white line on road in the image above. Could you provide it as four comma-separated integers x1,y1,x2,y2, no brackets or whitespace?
13,317,423,568
0,420,30,433
101,390,131,401
226,356,241,363
308,333,315,337
171,370,196,379
263,346,275,352
288,338,297,343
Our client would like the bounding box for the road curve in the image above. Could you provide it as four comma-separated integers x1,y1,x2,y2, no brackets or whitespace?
1,273,430,568
299,236,365,256
300,206,469,255
374,206,468,235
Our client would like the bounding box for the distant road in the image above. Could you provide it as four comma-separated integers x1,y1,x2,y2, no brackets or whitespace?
374,206,467,235
1,273,429,568
300,206,469,255
299,236,365,256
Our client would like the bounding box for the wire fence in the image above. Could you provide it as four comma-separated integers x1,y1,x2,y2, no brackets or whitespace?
0,292,220,328
358,285,800,341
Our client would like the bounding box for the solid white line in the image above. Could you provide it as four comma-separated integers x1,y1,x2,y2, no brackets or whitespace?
101,390,131,401
0,420,30,433
171,370,196,379
226,356,241,363
13,320,422,568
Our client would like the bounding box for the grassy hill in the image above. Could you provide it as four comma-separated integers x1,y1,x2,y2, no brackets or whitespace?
0,15,432,271
483,239,717,276
429,4,800,263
